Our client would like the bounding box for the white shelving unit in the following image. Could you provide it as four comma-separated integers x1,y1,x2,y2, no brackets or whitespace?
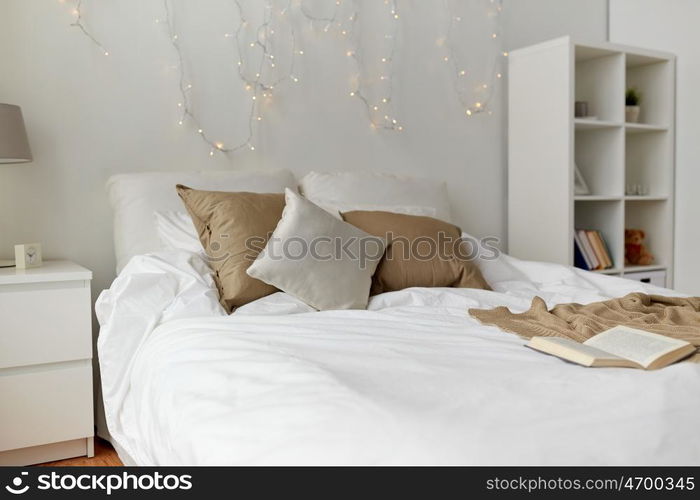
508,37,675,286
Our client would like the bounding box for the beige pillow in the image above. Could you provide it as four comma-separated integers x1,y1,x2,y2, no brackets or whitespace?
176,185,285,312
246,189,386,311
341,210,491,295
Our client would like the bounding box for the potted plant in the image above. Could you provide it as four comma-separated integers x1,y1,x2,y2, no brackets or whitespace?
625,87,642,123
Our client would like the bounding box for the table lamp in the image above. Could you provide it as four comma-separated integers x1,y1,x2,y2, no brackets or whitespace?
0,103,33,268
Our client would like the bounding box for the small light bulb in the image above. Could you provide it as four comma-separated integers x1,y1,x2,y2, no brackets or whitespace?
250,42,255,47
347,51,354,57
252,95,256,100
209,150,214,156
394,14,399,19
475,102,482,108
349,91,355,97
249,144,255,151
178,120,183,125
502,51,509,57
492,33,497,38
496,73,502,78
459,70,466,76
298,50,304,55
381,57,388,62
382,98,388,103
443,56,449,62
373,105,379,111
187,84,192,89
104,51,109,56
198,129,203,134
397,126,403,131
257,116,262,121
482,84,488,89
177,102,182,107
216,142,224,149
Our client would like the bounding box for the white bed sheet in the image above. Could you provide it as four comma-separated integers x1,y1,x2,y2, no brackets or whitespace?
96,249,700,465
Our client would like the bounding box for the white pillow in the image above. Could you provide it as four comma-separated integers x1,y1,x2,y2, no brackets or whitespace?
299,171,451,222
154,211,202,254
107,169,297,273
246,189,385,311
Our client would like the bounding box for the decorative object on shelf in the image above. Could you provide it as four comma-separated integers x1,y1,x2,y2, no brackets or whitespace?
14,243,42,269
624,229,654,266
625,87,642,123
574,164,590,195
574,101,589,118
626,183,649,196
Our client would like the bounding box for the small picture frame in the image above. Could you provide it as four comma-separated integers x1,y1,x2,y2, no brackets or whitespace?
15,243,42,269
574,164,590,195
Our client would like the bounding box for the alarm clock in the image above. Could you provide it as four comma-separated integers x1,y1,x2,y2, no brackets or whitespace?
14,243,42,269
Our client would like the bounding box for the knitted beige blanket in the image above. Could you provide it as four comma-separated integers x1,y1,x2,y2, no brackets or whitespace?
469,293,700,363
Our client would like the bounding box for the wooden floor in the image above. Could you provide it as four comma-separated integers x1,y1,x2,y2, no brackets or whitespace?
38,438,123,467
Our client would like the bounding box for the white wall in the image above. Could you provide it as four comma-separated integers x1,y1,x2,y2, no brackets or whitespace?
502,0,608,50
610,0,699,294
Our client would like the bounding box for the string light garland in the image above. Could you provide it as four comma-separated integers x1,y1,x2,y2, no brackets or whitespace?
300,0,403,131
162,0,300,155
66,0,110,56
442,0,504,117
66,1,505,155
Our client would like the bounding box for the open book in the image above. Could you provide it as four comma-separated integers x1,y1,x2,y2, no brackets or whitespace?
527,326,696,369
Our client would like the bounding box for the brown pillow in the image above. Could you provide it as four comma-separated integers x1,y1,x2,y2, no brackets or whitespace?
341,211,490,295
176,185,285,312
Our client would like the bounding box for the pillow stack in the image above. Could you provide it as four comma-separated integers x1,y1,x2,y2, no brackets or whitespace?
176,170,490,313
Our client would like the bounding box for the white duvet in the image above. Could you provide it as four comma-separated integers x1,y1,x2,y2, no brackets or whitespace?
96,249,700,465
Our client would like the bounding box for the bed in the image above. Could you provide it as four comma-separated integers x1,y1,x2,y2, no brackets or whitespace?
96,169,700,465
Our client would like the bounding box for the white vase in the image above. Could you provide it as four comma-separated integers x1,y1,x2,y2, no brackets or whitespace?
625,105,641,123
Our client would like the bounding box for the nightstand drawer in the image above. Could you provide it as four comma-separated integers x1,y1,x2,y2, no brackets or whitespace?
0,361,93,452
0,281,92,369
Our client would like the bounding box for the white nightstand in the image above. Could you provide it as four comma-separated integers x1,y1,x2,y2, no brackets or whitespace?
0,260,94,465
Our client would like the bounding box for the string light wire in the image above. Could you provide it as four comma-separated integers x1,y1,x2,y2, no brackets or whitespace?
69,0,110,56
443,0,504,117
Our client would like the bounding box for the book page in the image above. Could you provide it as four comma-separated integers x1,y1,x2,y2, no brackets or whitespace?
584,326,690,368
528,337,627,365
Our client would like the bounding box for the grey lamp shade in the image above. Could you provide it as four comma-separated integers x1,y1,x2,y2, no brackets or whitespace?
0,103,32,163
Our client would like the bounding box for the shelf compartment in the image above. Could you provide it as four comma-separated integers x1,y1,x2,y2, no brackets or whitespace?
575,200,624,270
575,50,624,123
624,200,672,271
625,131,673,197
575,127,624,196
625,58,673,126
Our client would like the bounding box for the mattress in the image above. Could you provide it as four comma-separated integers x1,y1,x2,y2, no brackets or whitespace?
96,250,700,465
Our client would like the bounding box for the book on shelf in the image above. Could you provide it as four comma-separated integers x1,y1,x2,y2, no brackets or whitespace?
574,229,613,271
527,326,695,370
